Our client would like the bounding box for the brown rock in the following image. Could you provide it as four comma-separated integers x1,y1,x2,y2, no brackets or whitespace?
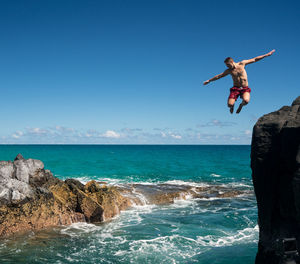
0,192,85,237
84,181,133,221
0,155,252,238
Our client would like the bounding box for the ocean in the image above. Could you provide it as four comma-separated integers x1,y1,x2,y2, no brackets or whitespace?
0,145,258,263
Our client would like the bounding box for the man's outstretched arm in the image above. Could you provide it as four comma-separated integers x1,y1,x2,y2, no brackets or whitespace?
203,69,230,85
241,49,275,65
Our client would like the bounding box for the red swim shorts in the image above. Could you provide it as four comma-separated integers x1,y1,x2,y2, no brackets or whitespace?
228,86,251,100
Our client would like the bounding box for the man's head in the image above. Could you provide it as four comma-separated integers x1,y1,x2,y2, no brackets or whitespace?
224,57,235,69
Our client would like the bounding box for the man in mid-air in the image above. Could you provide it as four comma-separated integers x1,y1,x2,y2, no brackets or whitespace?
203,49,275,114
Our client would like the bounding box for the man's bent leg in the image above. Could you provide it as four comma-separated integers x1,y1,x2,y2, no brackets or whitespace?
236,92,250,114
228,98,236,114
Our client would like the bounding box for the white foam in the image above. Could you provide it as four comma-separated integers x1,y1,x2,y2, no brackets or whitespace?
131,187,149,205
221,182,253,188
98,177,128,185
114,250,127,256
60,222,100,236
196,225,259,247
171,200,195,209
194,197,229,201
70,176,92,184
210,173,221,177
164,180,210,187
128,234,210,260
67,177,254,197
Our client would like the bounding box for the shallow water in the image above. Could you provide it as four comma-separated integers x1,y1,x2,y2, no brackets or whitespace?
0,145,258,263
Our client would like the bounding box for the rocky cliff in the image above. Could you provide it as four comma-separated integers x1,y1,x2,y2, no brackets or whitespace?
251,96,300,263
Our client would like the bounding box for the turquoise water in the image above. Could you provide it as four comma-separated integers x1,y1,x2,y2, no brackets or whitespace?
0,145,258,263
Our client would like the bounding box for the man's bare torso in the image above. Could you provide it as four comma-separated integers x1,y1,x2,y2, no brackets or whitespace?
229,62,248,87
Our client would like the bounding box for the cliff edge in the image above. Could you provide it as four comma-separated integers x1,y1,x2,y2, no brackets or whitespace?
251,96,300,263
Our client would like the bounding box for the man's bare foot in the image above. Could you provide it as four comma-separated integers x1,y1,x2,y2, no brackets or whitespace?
229,106,234,114
236,103,244,114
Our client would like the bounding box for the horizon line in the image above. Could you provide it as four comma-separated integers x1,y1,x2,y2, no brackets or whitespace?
0,143,251,146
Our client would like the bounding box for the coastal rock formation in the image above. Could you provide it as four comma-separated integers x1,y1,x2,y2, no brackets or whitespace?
251,96,300,263
0,154,55,205
0,156,134,237
119,183,245,205
0,155,249,238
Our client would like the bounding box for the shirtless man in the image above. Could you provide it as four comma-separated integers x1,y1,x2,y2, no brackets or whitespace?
203,49,275,114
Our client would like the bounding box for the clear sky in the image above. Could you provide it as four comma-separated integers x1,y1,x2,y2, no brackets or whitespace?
0,0,299,144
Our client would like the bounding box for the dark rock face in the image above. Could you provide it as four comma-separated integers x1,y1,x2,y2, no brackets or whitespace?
251,96,300,263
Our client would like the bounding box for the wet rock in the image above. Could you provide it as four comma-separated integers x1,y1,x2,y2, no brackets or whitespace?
217,190,243,198
116,183,246,205
65,178,85,192
0,193,85,237
0,154,252,238
0,156,134,237
85,182,133,220
251,96,300,263
84,180,101,193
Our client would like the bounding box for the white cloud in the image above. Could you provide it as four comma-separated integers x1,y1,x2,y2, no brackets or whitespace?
170,134,182,139
5,125,252,144
161,132,167,138
12,131,23,139
121,128,142,133
101,130,121,138
197,119,236,128
27,127,49,135
160,131,181,139
55,126,74,133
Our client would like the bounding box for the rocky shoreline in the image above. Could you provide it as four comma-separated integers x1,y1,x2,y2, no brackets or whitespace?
0,154,134,237
0,154,248,238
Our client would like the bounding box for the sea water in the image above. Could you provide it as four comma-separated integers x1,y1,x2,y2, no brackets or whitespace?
0,145,258,263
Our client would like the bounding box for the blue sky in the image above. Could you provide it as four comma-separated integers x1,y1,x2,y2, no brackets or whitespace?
0,0,299,144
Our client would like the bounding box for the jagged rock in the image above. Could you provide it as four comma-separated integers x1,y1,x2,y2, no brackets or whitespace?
50,180,105,222
85,180,102,193
123,183,245,205
85,182,133,220
0,192,85,237
14,158,44,183
0,161,14,179
29,168,55,187
0,156,134,237
65,178,85,191
251,96,300,263
0,155,52,205
14,153,24,161
0,154,252,238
